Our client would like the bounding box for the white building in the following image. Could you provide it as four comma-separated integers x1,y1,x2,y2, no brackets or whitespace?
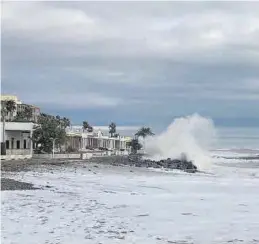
1,94,40,123
68,125,139,137
0,122,34,159
65,126,132,152
0,95,22,120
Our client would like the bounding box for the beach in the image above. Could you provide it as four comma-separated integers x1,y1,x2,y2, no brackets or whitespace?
2,151,259,244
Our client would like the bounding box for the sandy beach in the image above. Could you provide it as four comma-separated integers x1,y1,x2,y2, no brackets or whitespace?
2,156,259,244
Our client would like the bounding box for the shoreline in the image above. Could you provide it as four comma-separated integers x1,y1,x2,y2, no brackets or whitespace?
1,155,201,191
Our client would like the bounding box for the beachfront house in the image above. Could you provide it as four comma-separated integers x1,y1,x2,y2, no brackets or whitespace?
0,122,34,159
65,126,131,154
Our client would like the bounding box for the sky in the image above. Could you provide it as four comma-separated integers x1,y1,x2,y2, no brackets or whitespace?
1,1,259,128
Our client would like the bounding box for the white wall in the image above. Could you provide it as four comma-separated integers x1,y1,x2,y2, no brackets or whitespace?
1,154,32,160
0,122,33,156
5,131,31,150
1,122,34,131
33,153,82,159
6,149,31,155
0,122,34,142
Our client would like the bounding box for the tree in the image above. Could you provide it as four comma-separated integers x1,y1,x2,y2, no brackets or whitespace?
87,126,93,132
56,116,70,129
127,138,142,154
109,122,116,137
82,121,90,132
24,105,33,121
135,127,154,153
62,117,70,129
1,104,7,155
32,113,67,153
3,100,16,121
135,127,154,139
82,121,93,132
13,111,26,122
1,100,16,155
13,105,33,122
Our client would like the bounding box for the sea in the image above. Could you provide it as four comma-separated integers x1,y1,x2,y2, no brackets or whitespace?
212,126,259,164
215,126,259,151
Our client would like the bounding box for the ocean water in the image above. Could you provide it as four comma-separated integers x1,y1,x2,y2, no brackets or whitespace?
215,126,259,150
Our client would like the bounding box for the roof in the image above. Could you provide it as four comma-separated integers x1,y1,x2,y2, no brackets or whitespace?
18,103,40,109
0,95,22,104
0,122,34,131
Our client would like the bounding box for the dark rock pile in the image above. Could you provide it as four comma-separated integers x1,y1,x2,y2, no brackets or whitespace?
1,178,39,191
110,154,198,173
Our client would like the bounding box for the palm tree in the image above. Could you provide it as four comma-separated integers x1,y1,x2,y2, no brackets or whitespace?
1,100,16,155
1,102,8,120
1,105,7,155
24,105,33,121
56,115,61,121
5,100,16,121
87,126,93,132
135,127,154,153
109,122,116,138
82,121,90,132
62,117,70,129
135,127,154,138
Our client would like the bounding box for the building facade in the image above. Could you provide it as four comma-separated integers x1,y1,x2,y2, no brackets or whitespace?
65,126,131,152
1,95,40,122
0,122,34,157
0,95,22,120
16,103,41,123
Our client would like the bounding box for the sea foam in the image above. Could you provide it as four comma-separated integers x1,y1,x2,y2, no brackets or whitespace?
145,114,217,170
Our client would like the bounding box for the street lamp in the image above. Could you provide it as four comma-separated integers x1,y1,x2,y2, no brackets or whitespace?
50,137,57,159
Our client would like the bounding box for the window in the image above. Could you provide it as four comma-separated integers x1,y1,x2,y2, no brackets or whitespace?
24,140,27,149
11,138,14,149
6,140,10,149
16,140,20,149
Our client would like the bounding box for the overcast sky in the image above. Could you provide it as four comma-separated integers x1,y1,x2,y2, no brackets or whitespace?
2,1,259,128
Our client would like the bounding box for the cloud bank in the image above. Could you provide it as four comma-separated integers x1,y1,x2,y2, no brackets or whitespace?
2,2,259,126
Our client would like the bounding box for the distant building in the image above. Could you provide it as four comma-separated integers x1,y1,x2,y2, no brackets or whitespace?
68,125,139,137
65,126,133,152
0,95,22,119
16,103,40,123
1,94,40,122
0,95,22,104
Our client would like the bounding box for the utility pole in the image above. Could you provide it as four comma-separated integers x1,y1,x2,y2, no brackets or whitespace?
1,107,7,155
51,137,57,159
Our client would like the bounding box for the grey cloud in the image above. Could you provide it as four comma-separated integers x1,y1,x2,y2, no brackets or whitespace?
1,1,259,124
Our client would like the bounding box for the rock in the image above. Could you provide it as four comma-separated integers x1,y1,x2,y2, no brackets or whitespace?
112,154,197,173
1,178,39,191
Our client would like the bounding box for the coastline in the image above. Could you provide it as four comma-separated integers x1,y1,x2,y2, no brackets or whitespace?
1,157,189,191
